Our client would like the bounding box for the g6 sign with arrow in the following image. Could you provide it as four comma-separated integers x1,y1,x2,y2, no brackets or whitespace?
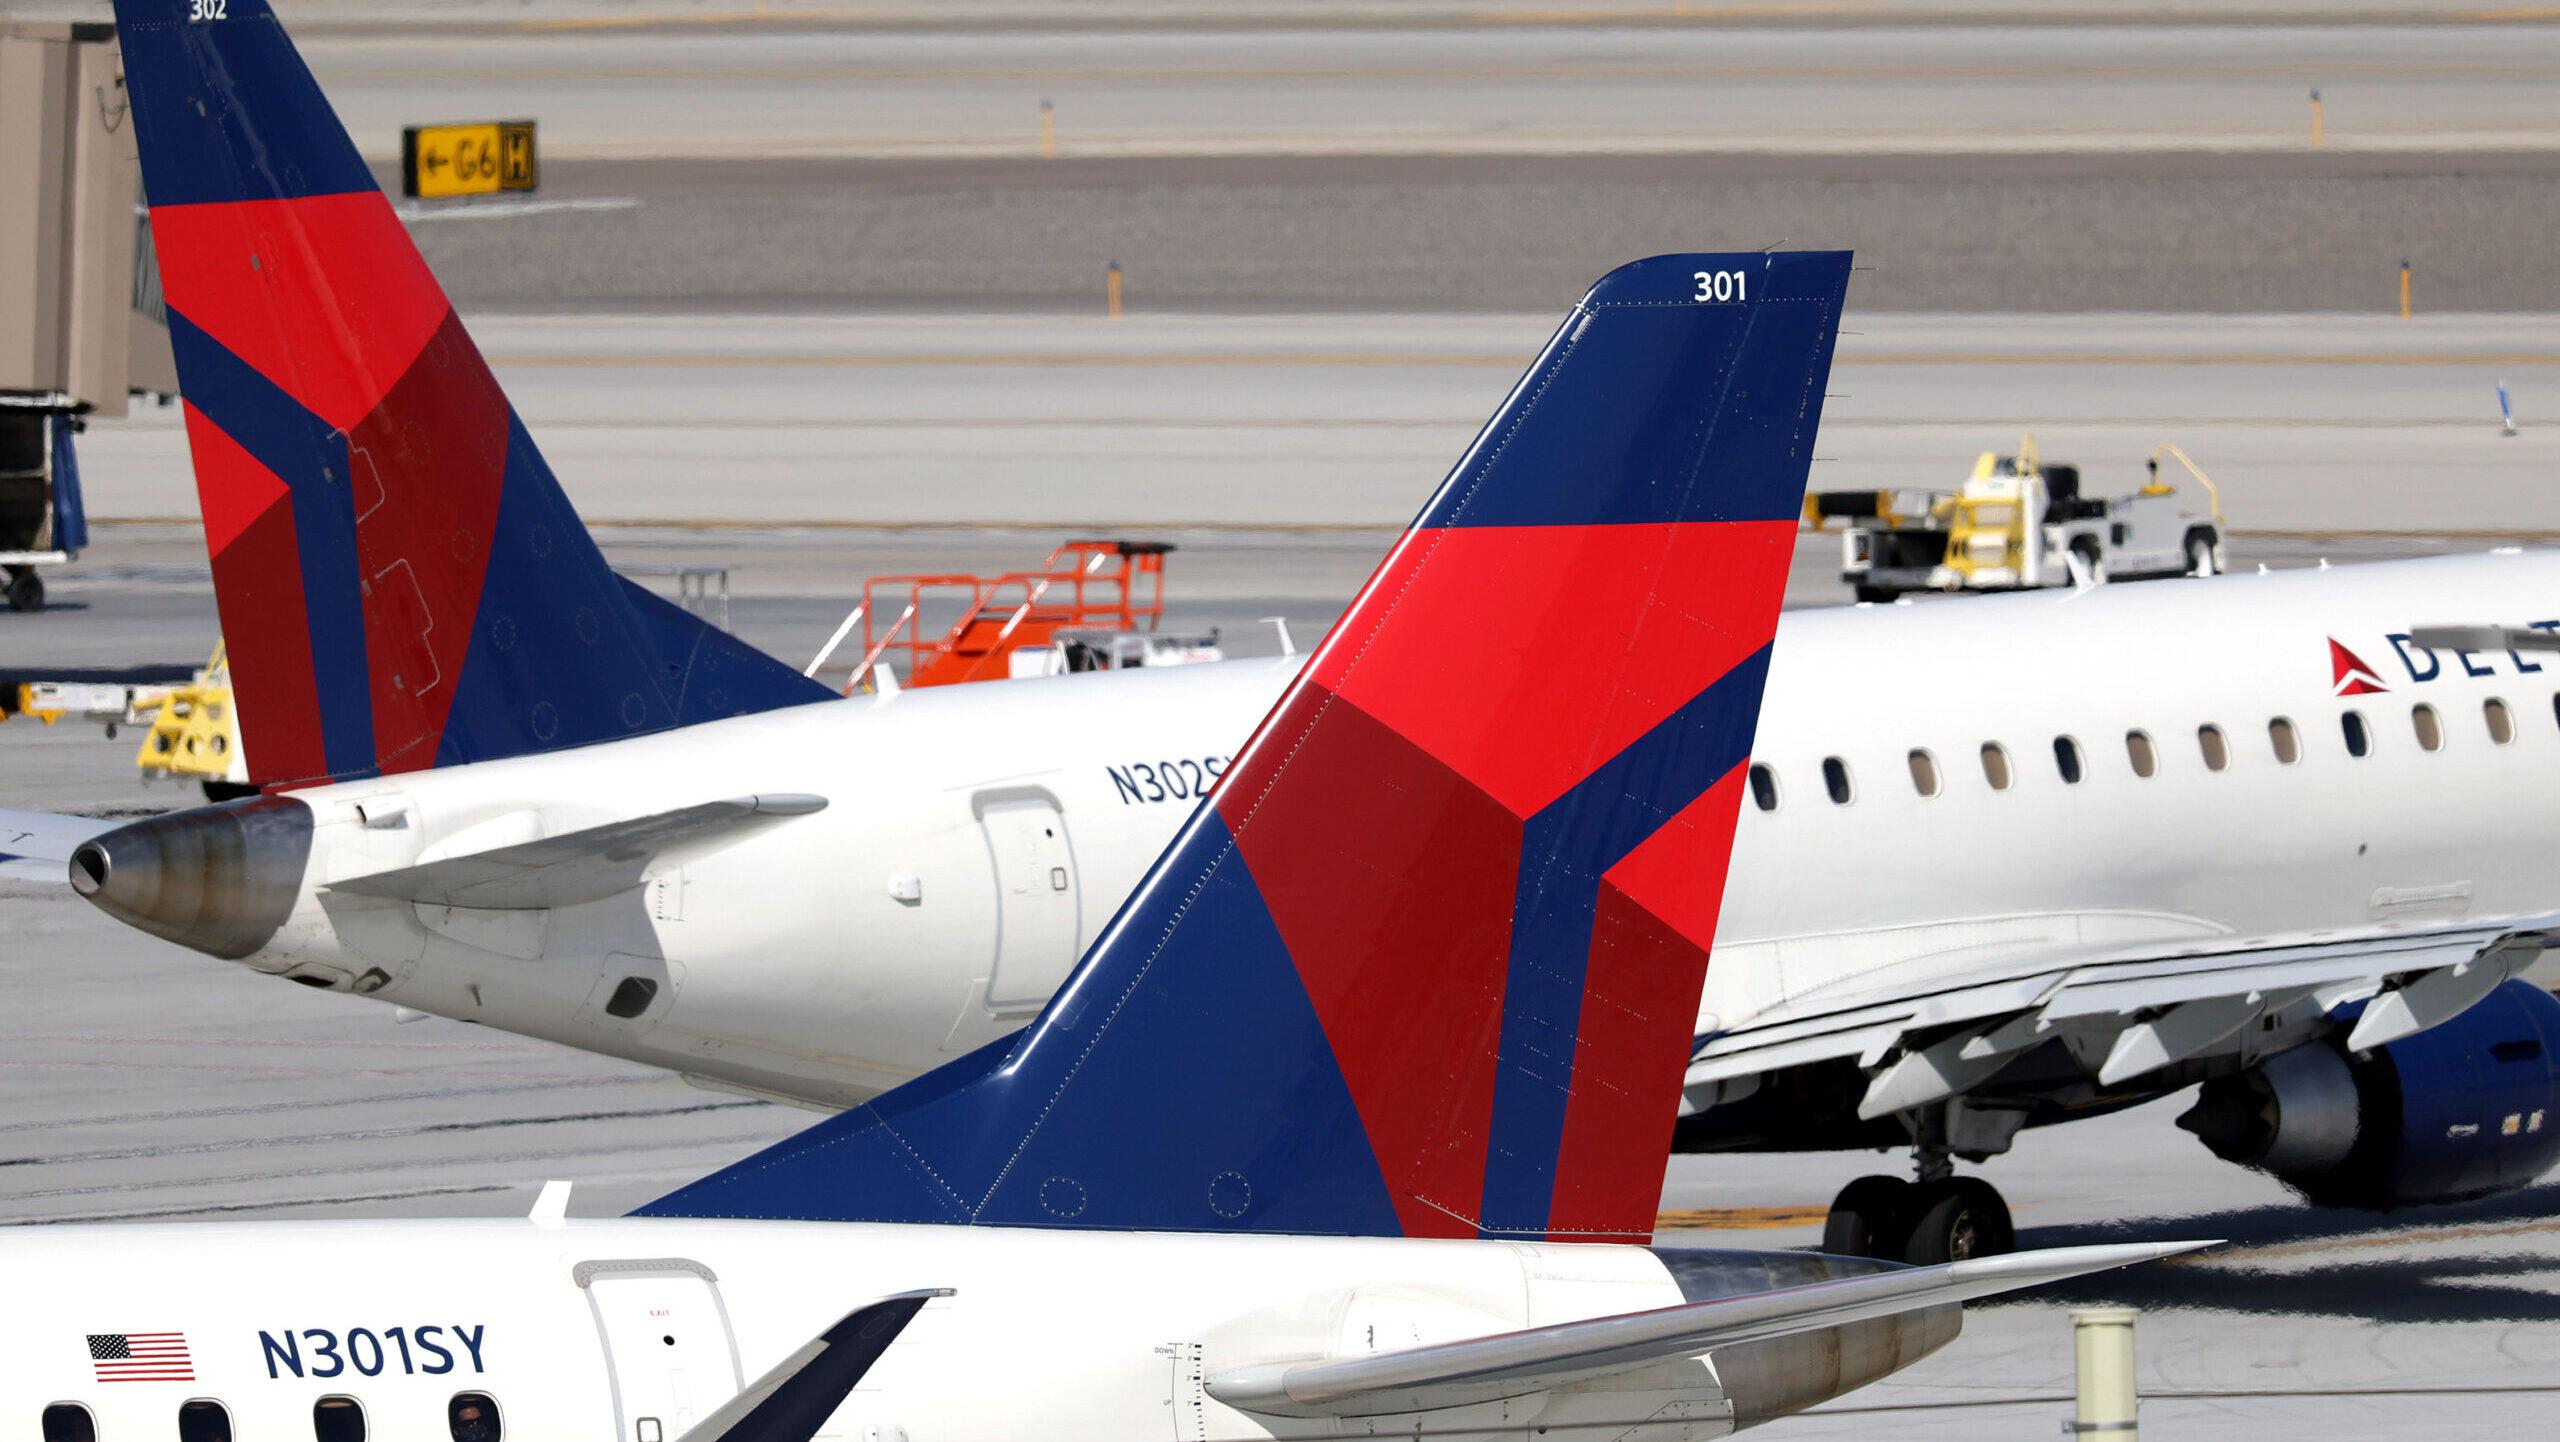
402,120,539,201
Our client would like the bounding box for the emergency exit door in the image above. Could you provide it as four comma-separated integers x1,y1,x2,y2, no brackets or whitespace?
579,1259,745,1442
979,793,1081,1014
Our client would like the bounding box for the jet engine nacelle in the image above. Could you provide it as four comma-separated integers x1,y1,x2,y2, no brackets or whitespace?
2179,978,2560,1208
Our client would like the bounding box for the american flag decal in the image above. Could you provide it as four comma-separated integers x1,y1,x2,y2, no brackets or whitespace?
88,1332,194,1383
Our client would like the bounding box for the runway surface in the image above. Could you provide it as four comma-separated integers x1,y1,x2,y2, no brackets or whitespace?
392,150,2560,314
211,21,2560,160
77,310,2560,533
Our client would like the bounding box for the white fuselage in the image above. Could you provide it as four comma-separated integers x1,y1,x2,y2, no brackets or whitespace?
3,1218,1744,1442
230,551,2560,1108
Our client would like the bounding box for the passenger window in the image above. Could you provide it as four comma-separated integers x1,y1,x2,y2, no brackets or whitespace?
1979,742,2012,791
2412,703,2444,752
2487,697,2515,744
2342,709,2370,757
1821,756,1854,805
41,1404,96,1442
315,1395,367,1442
1748,763,1779,812
1907,749,1940,798
2052,735,2084,784
2197,724,2229,772
2125,729,2157,778
449,1393,502,1442
179,1400,233,1442
2269,716,2300,764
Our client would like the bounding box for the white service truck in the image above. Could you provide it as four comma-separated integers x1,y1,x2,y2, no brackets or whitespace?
1823,438,2225,603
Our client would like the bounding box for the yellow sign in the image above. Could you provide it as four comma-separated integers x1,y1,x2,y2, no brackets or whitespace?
402,121,538,200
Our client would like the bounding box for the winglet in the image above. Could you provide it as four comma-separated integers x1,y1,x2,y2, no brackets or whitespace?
674,1290,950,1442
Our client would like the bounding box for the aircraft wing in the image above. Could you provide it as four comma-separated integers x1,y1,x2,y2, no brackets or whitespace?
1690,915,2560,1118
326,793,826,910
0,807,118,884
1207,1241,2201,1419
676,1289,946,1442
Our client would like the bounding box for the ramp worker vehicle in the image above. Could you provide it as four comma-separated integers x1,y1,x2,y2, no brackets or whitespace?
1816,437,2225,603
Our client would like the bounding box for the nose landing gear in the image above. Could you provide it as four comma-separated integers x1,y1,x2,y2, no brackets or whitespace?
1821,1152,2014,1264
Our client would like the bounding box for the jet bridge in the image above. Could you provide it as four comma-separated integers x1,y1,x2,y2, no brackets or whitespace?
1,20,178,611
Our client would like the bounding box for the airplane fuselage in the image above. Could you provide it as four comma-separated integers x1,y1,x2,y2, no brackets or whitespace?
2,1217,1936,1441
104,551,2560,1113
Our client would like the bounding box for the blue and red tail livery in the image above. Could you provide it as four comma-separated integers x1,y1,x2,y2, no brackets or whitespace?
114,0,827,788
647,251,1851,1241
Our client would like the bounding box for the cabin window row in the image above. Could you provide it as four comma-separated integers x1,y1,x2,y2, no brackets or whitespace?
1745,695,2531,812
41,1392,502,1442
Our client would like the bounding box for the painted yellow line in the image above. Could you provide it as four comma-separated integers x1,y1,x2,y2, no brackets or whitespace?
485,350,2560,372
2467,6,2560,18
1653,1205,1830,1230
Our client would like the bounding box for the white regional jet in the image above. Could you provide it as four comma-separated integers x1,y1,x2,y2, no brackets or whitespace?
17,0,2558,1282
5,6,2209,1439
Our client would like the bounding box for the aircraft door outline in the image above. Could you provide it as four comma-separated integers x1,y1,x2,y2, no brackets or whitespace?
575,1257,746,1442
975,789,1082,1014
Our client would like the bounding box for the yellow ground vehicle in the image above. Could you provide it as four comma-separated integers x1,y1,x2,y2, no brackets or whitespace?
1814,438,2225,603
6,642,251,798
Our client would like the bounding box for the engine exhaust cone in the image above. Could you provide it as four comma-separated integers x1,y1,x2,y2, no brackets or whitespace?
71,796,314,959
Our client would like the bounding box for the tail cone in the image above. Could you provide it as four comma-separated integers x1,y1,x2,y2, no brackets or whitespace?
72,797,314,959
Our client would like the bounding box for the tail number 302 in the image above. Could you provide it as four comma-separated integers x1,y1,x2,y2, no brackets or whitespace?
189,0,228,20
1694,270,1747,302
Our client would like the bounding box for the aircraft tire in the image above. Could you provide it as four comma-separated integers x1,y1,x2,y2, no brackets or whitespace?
1900,1177,2014,1264
2186,529,2220,577
1821,1174,1915,1259
1852,584,1899,604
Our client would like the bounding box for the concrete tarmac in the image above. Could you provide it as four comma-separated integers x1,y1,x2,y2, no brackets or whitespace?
74,310,2560,533
395,150,2560,314
248,23,2560,160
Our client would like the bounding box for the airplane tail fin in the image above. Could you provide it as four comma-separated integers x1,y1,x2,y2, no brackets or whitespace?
111,0,828,789
644,251,1851,1240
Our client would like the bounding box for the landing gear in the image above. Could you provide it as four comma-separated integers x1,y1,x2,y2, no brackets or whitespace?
1821,1168,2014,1264
2185,528,2222,578
1901,1176,2013,1264
1821,1174,1916,1258
5,566,42,613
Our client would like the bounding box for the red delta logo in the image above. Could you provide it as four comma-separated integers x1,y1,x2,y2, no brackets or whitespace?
2329,638,2389,696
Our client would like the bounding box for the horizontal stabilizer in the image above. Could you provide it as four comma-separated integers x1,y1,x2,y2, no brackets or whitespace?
676,1289,947,1442
1208,1241,2206,1419
0,808,117,884
328,794,825,910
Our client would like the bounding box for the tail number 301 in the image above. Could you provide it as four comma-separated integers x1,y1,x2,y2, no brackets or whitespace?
189,0,228,20
1693,270,1747,302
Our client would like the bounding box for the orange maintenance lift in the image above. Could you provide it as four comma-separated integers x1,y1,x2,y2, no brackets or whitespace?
811,540,1192,692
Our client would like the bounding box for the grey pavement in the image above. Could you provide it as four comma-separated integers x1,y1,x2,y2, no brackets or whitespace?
391,150,2560,314
69,311,2560,533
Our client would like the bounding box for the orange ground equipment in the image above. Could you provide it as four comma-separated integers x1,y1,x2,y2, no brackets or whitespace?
819,540,1186,692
